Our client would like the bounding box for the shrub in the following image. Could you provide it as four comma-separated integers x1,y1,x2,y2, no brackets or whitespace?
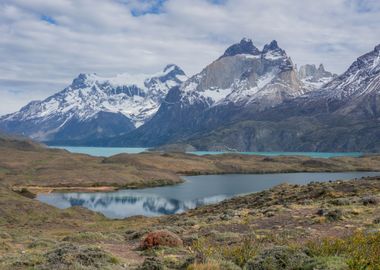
244,246,310,270
306,231,380,270
326,209,343,222
187,261,220,270
362,196,379,206
141,230,183,249
139,257,164,270
219,236,260,267
39,243,119,269
329,198,351,206
302,256,348,270
28,239,56,249
192,235,260,267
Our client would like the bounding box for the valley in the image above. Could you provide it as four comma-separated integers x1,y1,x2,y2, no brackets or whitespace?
0,135,380,269
1,2,379,269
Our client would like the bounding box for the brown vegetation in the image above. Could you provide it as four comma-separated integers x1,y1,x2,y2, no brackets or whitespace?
0,136,380,269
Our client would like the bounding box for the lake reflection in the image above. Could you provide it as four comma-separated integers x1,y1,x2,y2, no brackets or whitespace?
37,172,380,218
39,191,227,218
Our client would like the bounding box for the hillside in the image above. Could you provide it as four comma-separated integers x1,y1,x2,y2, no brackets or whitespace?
0,136,380,269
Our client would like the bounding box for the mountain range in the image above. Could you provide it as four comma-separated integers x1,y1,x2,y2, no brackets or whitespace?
0,39,379,152
0,65,186,142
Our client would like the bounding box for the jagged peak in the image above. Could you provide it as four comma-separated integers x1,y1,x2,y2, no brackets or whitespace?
262,40,280,53
145,64,187,87
299,64,316,69
318,64,326,72
71,73,96,88
162,64,186,77
221,38,261,58
375,44,380,52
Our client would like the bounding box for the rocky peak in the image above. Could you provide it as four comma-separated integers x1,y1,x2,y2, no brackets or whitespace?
144,65,187,92
318,64,326,72
159,64,186,83
319,44,380,102
71,73,92,89
221,38,261,58
179,38,303,109
261,40,290,70
262,40,281,53
298,64,334,79
163,64,182,73
297,64,335,90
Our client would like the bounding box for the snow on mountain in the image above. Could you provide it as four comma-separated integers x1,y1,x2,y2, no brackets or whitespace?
298,64,336,90
106,38,317,148
280,44,380,119
305,44,380,118
0,64,187,141
319,44,380,100
179,39,304,109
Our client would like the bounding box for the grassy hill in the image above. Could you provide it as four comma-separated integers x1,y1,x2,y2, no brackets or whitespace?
0,136,380,269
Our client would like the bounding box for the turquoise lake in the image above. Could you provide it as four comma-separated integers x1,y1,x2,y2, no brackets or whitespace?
50,146,362,158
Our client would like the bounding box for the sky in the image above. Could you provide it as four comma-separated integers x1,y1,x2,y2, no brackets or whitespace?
0,0,379,116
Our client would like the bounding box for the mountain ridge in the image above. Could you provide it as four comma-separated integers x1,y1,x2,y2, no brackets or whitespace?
1,39,378,152
0,65,187,142
98,38,337,148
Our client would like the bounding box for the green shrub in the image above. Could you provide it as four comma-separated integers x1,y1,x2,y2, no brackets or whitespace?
244,246,310,270
39,243,119,269
306,232,380,270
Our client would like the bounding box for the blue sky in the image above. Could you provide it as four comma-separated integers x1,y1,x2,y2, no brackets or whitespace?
0,0,379,115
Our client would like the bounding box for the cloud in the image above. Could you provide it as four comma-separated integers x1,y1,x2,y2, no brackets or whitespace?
0,79,66,116
0,0,379,115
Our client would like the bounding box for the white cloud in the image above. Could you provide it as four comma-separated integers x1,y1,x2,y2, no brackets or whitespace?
0,0,379,115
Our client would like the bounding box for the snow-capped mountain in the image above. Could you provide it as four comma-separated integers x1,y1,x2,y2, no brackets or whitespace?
0,64,186,142
298,64,336,90
103,40,379,152
185,44,380,152
2,38,377,151
179,39,306,109
105,38,327,147
295,44,380,118
322,45,380,100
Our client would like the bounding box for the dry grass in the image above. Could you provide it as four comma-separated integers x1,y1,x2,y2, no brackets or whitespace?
1,136,380,269
1,135,380,191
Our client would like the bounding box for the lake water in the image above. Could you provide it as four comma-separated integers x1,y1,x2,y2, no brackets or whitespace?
50,146,363,158
37,171,379,219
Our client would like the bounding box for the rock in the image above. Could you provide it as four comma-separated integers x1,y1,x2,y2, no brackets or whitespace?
141,230,183,249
